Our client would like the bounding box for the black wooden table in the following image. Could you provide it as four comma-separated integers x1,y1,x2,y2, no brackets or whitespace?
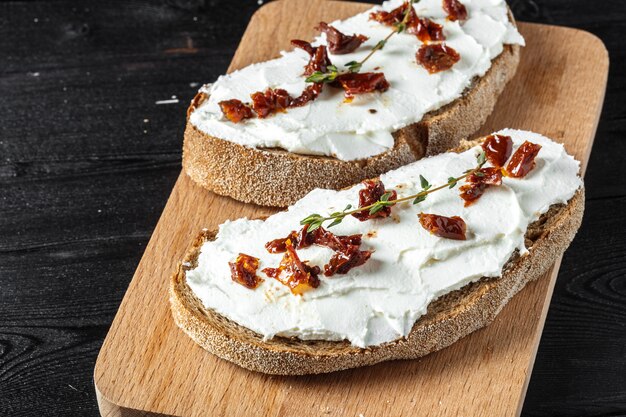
0,1,624,416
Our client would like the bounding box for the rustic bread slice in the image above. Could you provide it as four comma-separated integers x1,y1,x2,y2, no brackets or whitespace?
183,25,521,207
170,138,584,375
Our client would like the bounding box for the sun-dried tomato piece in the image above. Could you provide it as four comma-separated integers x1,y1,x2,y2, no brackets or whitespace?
409,17,445,42
443,0,468,21
419,213,467,240
370,2,411,26
459,167,503,206
250,88,292,118
335,72,390,97
467,167,503,186
417,43,460,74
317,22,368,55
324,245,372,276
505,141,542,178
482,134,513,168
289,82,324,108
310,226,362,251
291,39,315,56
265,230,300,253
459,183,486,206
292,40,332,76
229,253,263,289
262,240,320,295
307,45,331,75
266,225,362,254
218,99,254,123
352,179,397,221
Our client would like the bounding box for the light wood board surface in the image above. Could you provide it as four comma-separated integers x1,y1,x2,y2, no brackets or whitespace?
94,1,608,416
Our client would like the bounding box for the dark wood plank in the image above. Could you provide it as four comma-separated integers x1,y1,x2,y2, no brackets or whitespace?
0,1,625,416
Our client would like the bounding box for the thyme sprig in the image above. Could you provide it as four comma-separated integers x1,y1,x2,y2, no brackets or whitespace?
300,150,487,232
305,0,419,84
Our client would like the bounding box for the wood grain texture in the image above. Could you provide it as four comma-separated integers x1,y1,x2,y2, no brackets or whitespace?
1,1,624,416
92,2,608,416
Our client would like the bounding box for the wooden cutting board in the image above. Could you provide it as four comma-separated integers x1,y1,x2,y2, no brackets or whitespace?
94,1,608,416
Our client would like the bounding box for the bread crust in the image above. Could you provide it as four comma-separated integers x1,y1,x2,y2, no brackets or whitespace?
170,140,585,375
182,40,520,207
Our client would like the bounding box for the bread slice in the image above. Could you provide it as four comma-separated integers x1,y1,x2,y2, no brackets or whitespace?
170,138,584,375
183,24,521,207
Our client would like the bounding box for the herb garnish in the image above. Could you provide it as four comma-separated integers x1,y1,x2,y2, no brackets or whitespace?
305,0,420,84
300,150,487,232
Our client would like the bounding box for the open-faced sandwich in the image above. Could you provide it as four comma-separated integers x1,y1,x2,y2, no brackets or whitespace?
171,129,584,375
184,0,524,206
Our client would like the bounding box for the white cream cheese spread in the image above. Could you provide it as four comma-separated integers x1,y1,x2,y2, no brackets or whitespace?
186,130,583,348
189,0,524,161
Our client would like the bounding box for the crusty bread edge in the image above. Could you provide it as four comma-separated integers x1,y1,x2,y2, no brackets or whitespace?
170,145,585,375
182,33,521,207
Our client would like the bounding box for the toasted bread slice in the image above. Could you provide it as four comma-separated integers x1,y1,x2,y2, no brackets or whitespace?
170,138,584,375
183,22,521,207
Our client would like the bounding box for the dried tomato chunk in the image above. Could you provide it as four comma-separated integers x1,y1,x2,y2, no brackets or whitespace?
266,225,362,254
443,0,468,21
250,88,292,118
505,141,542,178
292,40,332,76
324,245,372,276
460,167,503,206
335,72,390,97
459,183,486,207
290,39,315,56
265,231,300,253
409,17,445,43
289,82,323,108
262,241,320,295
218,99,254,123
229,253,263,289
352,179,397,221
317,22,368,55
482,134,513,168
417,43,460,74
419,213,467,240
309,226,362,251
369,2,410,25
467,167,503,186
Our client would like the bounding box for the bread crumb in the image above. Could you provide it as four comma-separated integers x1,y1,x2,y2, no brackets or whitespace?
366,230,377,238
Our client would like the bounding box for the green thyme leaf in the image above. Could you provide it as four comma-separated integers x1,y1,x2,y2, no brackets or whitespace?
474,171,485,177
375,39,386,50
381,191,392,202
307,219,324,233
419,174,431,190
346,61,362,73
344,204,352,211
305,71,328,83
395,22,406,33
476,151,486,166
300,213,322,225
328,218,343,228
369,203,385,215
327,65,338,72
447,177,458,189
413,194,427,205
